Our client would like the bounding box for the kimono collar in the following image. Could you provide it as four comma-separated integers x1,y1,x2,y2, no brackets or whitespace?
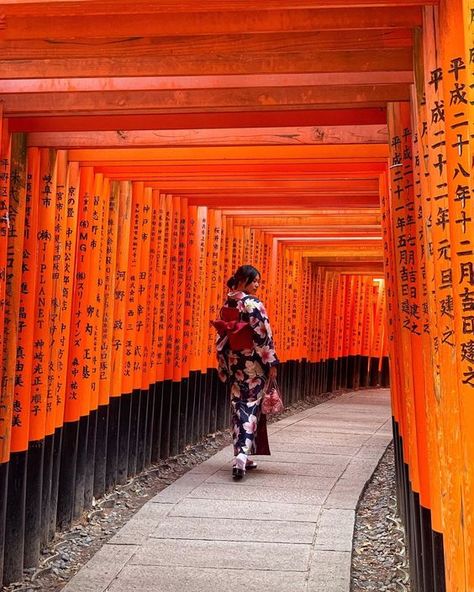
227,290,247,300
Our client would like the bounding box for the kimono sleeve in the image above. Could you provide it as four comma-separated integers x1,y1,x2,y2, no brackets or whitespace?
245,297,279,368
216,331,230,382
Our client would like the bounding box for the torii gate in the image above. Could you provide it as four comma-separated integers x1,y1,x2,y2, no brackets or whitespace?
0,2,472,591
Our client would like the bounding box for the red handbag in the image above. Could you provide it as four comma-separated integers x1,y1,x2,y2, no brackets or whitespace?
262,378,284,415
211,305,254,351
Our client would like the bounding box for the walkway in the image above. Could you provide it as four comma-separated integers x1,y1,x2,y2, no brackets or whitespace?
63,389,392,592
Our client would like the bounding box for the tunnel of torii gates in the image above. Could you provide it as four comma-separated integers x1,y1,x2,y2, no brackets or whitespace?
0,0,472,590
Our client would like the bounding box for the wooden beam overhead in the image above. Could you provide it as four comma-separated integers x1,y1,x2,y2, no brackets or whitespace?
227,214,381,224
0,30,413,62
138,179,379,192
26,124,389,148
67,145,389,162
235,215,381,221
0,48,413,79
184,196,379,207
0,8,423,40
0,72,413,94
221,208,381,216
90,163,386,176
251,229,382,237
9,109,388,132
0,1,437,15
0,85,410,117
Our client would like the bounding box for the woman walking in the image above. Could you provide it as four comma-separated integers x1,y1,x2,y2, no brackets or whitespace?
214,265,279,480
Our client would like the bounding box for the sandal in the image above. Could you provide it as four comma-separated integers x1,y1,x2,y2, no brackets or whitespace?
246,460,258,470
232,467,245,480
232,452,247,481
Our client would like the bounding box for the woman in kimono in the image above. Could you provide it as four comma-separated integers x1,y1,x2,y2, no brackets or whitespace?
216,265,279,480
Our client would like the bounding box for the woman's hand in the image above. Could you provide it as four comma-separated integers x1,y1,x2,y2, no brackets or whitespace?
268,365,277,380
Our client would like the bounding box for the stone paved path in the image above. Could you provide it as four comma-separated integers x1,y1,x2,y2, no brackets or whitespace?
63,388,392,592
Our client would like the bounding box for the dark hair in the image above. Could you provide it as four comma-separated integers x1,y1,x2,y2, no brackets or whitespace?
227,265,261,290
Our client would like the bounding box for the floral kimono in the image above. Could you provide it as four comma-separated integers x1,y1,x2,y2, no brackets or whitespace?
216,290,279,460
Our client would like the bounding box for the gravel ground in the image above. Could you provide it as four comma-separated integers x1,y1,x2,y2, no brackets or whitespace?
351,442,411,592
1,390,337,592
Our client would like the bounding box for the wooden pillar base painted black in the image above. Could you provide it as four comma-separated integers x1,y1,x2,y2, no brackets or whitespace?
312,361,317,393
178,378,189,453
292,360,299,402
169,381,181,457
294,360,303,402
94,404,109,499
316,360,322,394
194,372,202,443
341,357,348,389
353,356,361,389
323,360,329,393
311,360,316,393
410,491,424,592
394,419,446,592
326,358,334,394
24,441,43,567
286,361,293,402
3,452,27,585
127,390,140,478
320,360,327,394
420,505,435,592
105,396,120,491
0,461,7,585
207,370,215,436
144,384,156,467
196,372,204,440
359,355,369,388
203,370,212,438
381,356,390,387
136,388,149,473
368,357,379,387
186,372,197,446
346,356,355,389
84,410,97,510
306,362,311,395
73,415,89,519
332,358,338,390
48,427,63,541
339,357,345,390
392,420,405,523
209,370,218,434
0,461,8,584
432,531,446,592
278,363,286,404
285,360,294,405
300,359,307,396
160,381,172,459
57,421,78,530
288,361,295,401
293,360,299,399
151,382,163,462
117,393,131,485
41,434,53,548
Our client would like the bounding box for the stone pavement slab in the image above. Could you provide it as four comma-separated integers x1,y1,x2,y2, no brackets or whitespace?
106,565,308,592
164,496,322,521
187,482,328,504
151,515,317,543
63,388,392,592
129,538,312,570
